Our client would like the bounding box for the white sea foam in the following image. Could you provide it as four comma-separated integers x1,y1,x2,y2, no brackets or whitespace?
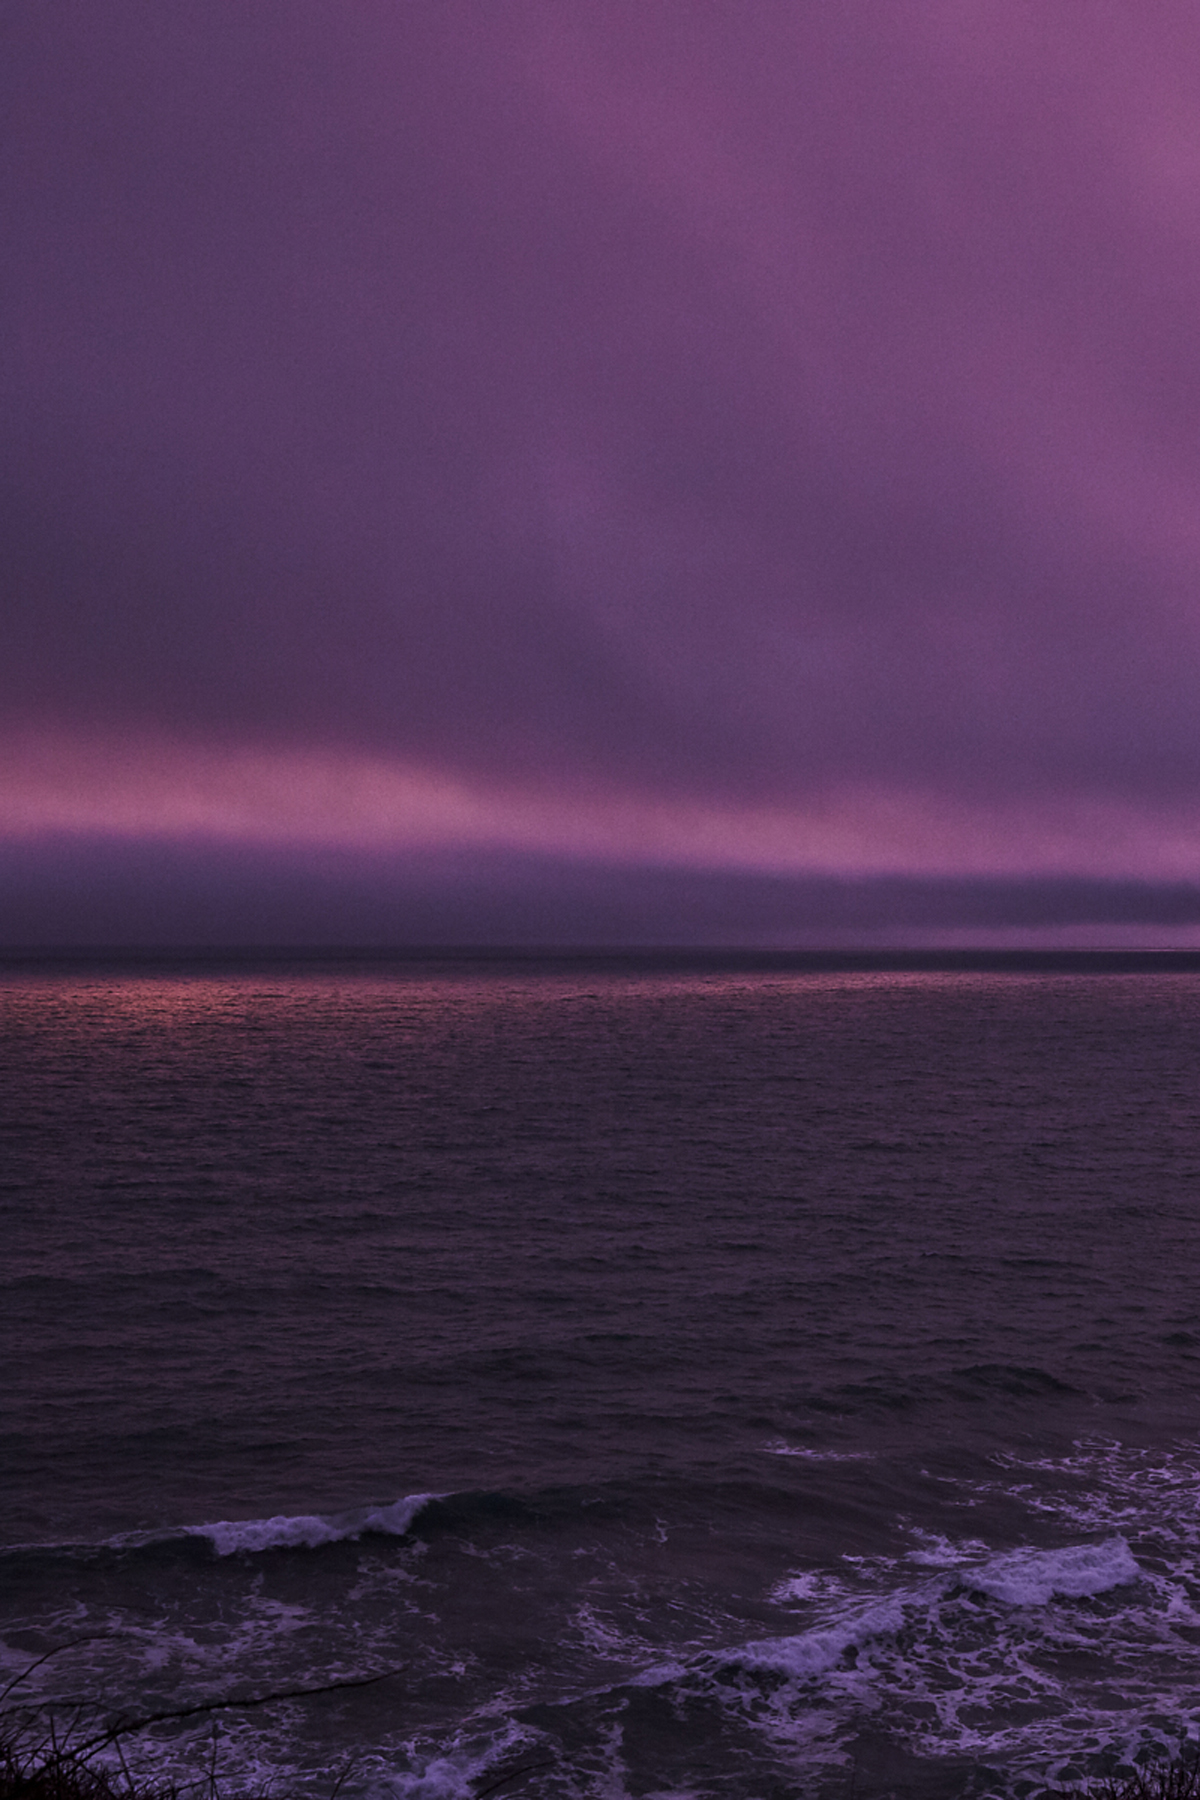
988,1440,1200,1545
771,1571,855,1605
189,1493,436,1555
964,1535,1140,1605
725,1596,910,1680
904,1528,992,1567
763,1442,874,1461
359,1722,545,1800
731,1536,1138,1687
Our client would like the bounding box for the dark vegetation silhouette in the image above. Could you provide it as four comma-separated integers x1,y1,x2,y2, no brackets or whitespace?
4,1642,1196,1800
0,1639,558,1800
1051,1771,1200,1800
0,1646,413,1800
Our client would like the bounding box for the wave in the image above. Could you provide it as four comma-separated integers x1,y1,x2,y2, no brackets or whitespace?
1,1483,616,1565
728,1593,909,1680
962,1535,1139,1605
716,1535,1139,1681
762,1442,874,1462
0,1507,1159,1800
185,1493,437,1555
950,1363,1083,1399
790,1362,1086,1426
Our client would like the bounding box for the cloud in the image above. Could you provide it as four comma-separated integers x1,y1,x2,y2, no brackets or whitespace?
5,1,1200,925
5,729,1200,884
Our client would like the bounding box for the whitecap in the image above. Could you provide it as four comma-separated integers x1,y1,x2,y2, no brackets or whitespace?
720,1595,908,1680
189,1493,437,1556
964,1535,1140,1605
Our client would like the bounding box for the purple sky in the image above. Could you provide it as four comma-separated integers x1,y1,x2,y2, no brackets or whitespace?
6,2,1200,940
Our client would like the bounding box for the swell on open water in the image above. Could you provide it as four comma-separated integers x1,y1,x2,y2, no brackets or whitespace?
6,957,1200,1800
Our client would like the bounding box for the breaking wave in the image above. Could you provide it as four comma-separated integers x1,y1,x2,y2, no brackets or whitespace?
185,1493,437,1555
717,1535,1139,1682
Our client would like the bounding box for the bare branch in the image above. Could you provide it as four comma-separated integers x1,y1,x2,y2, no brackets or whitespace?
71,1668,404,1759
473,1759,557,1799
325,1752,361,1800
0,1637,114,1711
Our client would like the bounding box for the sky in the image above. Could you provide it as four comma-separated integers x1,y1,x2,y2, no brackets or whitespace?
6,1,1200,944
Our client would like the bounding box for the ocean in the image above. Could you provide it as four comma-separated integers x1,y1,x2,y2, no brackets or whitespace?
5,955,1200,1800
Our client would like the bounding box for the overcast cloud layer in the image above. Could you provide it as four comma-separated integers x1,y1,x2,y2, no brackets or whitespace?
6,3,1200,938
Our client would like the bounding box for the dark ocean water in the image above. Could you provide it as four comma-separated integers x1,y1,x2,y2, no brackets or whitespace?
5,959,1200,1800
